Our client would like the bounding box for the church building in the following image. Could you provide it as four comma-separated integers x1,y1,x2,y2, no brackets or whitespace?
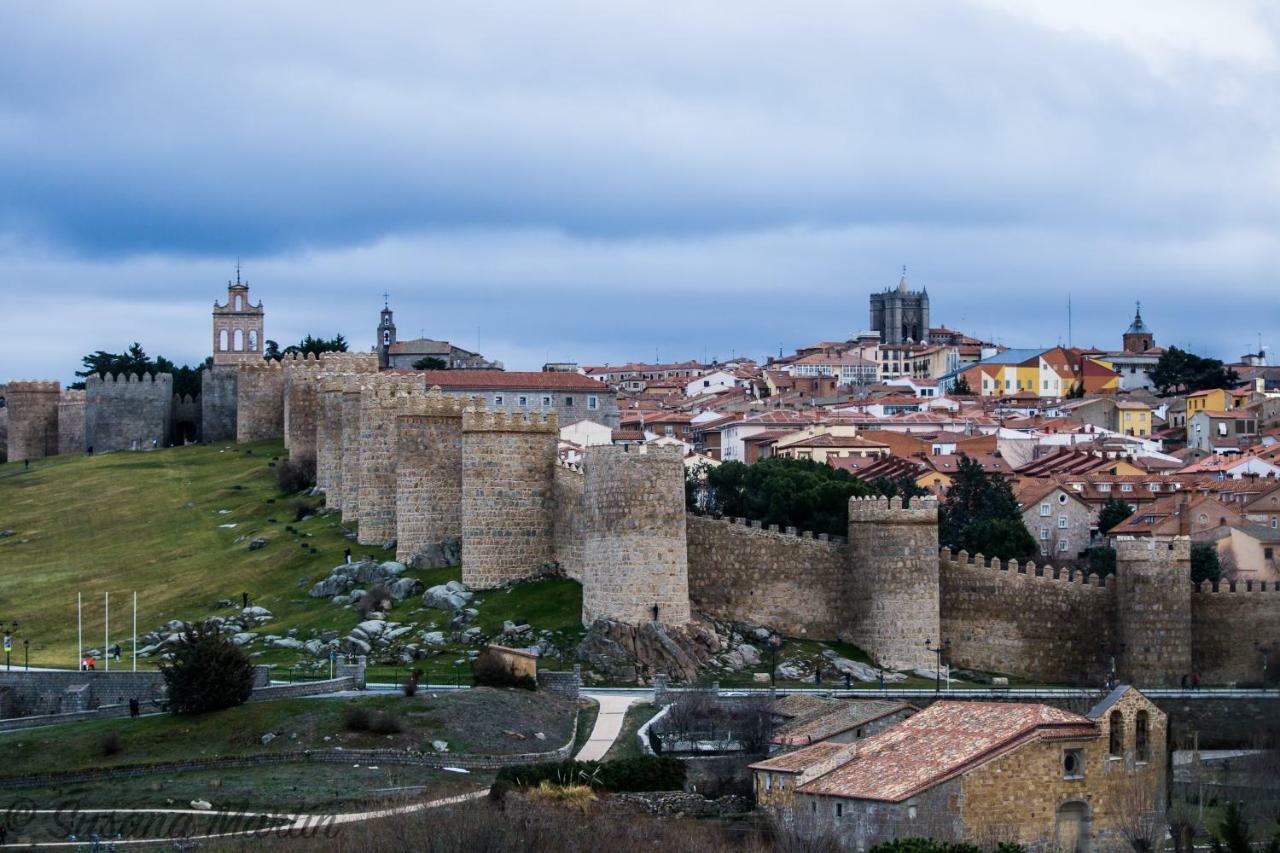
870,268,930,344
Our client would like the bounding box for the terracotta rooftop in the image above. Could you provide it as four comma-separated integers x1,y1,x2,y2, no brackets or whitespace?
411,370,610,391
796,701,1097,802
773,699,913,747
752,741,853,774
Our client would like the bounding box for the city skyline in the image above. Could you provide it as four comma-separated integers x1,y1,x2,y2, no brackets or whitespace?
2,2,1277,381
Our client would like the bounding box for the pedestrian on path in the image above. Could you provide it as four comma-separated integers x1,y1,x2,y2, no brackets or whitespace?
111,643,122,661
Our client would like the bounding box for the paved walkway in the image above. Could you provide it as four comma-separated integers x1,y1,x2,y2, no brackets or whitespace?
574,692,637,761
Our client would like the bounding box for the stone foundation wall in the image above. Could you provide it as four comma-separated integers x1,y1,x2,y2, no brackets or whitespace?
85,372,173,452
460,409,558,588
5,380,61,462
1192,583,1280,685
686,515,845,637
578,444,690,625
940,552,1114,683
56,390,86,455
844,496,940,671
236,361,284,442
0,670,166,718
356,375,427,545
394,389,469,564
200,365,238,443
551,462,586,581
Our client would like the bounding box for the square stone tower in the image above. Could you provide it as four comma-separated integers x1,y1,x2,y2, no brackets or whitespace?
212,269,265,365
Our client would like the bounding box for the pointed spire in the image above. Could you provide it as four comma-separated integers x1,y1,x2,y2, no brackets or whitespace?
898,264,909,293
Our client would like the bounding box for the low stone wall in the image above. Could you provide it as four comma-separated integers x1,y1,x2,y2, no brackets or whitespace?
536,667,581,699
686,514,846,638
0,670,167,718
248,677,358,702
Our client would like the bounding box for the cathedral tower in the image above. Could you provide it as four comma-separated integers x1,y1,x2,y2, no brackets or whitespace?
869,267,930,344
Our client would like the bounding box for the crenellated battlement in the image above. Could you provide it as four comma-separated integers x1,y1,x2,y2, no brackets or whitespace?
364,377,428,405
238,359,284,373
1194,580,1278,594
320,352,379,372
462,407,558,433
940,549,1112,589
6,380,61,393
397,387,477,418
59,389,86,403
692,512,846,544
847,493,939,523
1115,534,1192,562
86,372,172,386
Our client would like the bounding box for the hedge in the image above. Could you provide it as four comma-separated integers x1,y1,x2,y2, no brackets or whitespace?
490,756,686,799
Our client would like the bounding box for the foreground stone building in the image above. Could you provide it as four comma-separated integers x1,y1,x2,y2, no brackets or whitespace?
754,686,1167,851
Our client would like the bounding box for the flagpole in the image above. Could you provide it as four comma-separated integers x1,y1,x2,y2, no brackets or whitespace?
104,591,110,672
77,592,82,671
133,591,138,673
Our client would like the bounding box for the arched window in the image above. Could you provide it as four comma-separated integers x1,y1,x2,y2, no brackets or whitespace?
248,330,258,351
1109,710,1124,757
233,329,244,351
1135,711,1150,762
235,295,244,311
218,329,229,352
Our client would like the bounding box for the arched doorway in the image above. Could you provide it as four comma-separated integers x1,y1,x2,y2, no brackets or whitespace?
1055,801,1090,852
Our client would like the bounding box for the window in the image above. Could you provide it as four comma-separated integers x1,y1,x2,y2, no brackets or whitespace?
1040,502,1051,517
1121,484,1133,492
1041,527,1050,541
1058,493,1069,504
1059,540,1070,552
494,395,504,406
565,396,574,407
542,396,552,407
518,396,528,407
778,778,786,791
1099,483,1112,492
664,426,674,436
835,802,843,818
1266,548,1274,561
1272,517,1277,529
1058,516,1068,529
1135,711,1150,762
233,329,244,351
588,395,599,411
1063,749,1085,779
218,329,229,351
382,330,390,346
1109,711,1124,757
1149,483,1159,492
764,774,772,792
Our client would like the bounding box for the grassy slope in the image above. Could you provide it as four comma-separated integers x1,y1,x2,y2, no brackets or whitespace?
602,702,658,761
0,688,575,778
0,443,583,673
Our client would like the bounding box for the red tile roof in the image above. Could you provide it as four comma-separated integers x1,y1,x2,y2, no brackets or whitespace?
796,701,1097,802
411,370,610,391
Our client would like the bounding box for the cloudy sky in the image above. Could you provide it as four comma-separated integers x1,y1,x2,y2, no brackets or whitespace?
2,2,1278,383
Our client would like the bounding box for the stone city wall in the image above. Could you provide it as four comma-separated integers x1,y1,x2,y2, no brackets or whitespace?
340,386,365,522
5,380,61,462
171,393,201,444
56,389,86,455
85,372,173,452
394,389,471,564
236,360,285,442
0,407,8,463
460,408,558,589
844,495,940,672
551,461,586,581
577,444,691,626
1192,581,1280,685
940,551,1115,684
315,377,347,499
356,374,428,545
200,364,238,443
686,515,846,638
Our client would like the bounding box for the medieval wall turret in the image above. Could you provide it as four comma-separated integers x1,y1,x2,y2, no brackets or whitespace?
355,374,427,545
843,495,941,671
235,360,284,442
394,388,472,565
1116,535,1192,687
56,389,86,455
5,381,61,462
577,444,691,626
85,372,173,452
460,407,558,588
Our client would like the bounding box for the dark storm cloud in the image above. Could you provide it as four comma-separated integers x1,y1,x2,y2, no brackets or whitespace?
0,2,1277,381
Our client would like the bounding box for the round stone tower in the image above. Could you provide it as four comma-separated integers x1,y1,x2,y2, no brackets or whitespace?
1115,535,1192,687
844,495,941,671
579,444,691,626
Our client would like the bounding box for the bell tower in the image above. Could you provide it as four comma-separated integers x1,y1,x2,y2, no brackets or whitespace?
376,294,396,369
211,264,265,365
1123,302,1154,354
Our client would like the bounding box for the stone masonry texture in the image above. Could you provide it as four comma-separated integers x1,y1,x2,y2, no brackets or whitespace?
5,380,61,462
282,353,324,460
200,364,238,443
356,374,427,545
1117,536,1192,687
394,389,469,564
460,408,558,588
843,496,941,671
56,390,86,455
577,444,691,625
236,361,285,442
85,372,174,452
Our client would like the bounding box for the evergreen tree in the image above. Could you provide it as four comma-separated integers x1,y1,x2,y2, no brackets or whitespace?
412,356,448,370
1210,801,1253,853
1151,346,1239,396
939,456,1036,561
159,621,256,714
950,375,973,395
73,344,207,397
1098,496,1134,534
1191,543,1222,585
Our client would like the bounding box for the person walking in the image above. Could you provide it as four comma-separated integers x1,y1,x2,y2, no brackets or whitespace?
242,591,249,609
87,655,96,671
129,697,140,718
111,643,122,662
1191,673,1200,691
344,548,352,565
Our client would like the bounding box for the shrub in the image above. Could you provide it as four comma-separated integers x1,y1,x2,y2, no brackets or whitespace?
100,731,123,757
527,780,597,813
275,457,315,493
491,756,686,800
472,647,537,691
291,500,316,522
343,704,402,734
158,621,256,714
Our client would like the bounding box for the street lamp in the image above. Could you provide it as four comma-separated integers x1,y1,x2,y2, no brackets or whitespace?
23,639,29,671
924,638,950,694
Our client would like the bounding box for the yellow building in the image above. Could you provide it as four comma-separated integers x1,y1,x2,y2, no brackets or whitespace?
1186,388,1252,417
1116,401,1153,437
